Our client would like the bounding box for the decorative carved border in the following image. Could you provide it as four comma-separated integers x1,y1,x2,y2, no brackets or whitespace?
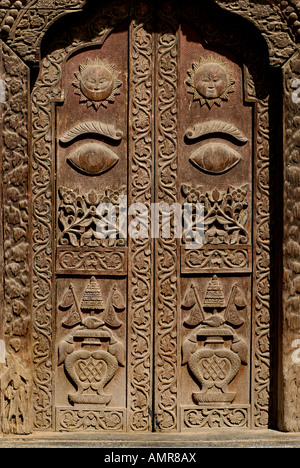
56,408,125,432
181,246,252,274
0,0,298,67
281,51,300,431
56,247,128,276
127,3,154,432
215,0,298,66
154,4,180,432
0,42,31,434
182,406,250,430
253,98,272,427
31,47,63,430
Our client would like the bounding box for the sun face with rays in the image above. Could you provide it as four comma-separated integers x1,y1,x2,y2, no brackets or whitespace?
73,58,122,110
186,56,235,108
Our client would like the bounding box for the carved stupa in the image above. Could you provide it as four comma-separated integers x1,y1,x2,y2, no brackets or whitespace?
80,276,105,313
203,275,225,309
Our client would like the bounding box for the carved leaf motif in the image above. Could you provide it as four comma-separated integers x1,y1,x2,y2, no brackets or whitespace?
59,286,75,309
182,183,249,245
60,121,123,143
182,286,196,309
112,288,126,311
58,335,75,366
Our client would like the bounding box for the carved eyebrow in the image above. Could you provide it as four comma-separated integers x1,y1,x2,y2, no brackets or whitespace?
60,121,123,144
185,120,248,144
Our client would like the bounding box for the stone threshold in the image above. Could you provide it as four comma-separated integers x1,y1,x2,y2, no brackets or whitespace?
1,429,300,448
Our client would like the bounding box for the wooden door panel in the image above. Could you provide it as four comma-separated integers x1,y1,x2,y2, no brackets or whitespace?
178,24,254,428
54,27,130,431
30,0,271,432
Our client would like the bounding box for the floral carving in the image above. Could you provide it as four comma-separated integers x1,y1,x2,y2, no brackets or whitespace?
58,186,126,247
182,247,250,273
56,249,127,275
128,5,154,432
182,184,250,246
57,409,124,431
184,407,248,429
253,99,271,428
155,6,179,432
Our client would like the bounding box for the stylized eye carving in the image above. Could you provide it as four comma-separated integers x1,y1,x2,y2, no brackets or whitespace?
67,143,119,175
189,143,241,174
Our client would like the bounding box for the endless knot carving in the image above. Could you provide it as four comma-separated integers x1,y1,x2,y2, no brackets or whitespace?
76,357,107,383
201,355,230,381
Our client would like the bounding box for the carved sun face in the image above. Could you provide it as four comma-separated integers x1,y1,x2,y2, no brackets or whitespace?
186,57,235,108
73,58,122,110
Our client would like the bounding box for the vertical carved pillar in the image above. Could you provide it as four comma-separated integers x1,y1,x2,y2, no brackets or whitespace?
0,41,32,435
154,3,180,432
253,98,271,428
127,2,155,432
280,50,300,431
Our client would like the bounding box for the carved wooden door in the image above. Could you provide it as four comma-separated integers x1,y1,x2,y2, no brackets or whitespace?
31,0,272,432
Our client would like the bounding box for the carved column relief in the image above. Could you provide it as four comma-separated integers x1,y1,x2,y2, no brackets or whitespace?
31,47,63,430
252,98,272,428
0,42,32,434
280,51,300,432
154,3,180,432
127,3,155,432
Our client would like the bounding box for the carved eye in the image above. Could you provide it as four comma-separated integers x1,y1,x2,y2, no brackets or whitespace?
67,143,119,175
189,143,241,174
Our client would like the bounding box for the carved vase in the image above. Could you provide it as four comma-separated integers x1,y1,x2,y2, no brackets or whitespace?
64,330,118,407
188,328,241,404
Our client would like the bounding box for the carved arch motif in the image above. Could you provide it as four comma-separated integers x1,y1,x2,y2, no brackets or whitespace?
0,0,298,65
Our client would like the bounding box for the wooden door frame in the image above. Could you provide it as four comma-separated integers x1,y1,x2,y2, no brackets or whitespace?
0,0,299,434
